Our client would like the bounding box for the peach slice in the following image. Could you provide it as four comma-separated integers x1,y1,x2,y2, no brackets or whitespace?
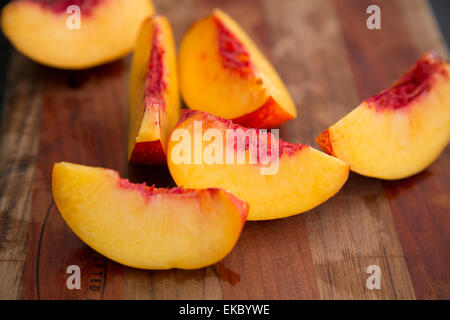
316,51,450,180
128,15,180,165
167,110,349,220
1,0,154,69
52,162,248,269
179,9,296,128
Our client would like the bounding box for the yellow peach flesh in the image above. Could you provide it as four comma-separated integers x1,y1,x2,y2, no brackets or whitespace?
317,52,450,179
167,111,349,220
52,162,248,269
179,9,296,128
1,0,154,69
128,15,180,165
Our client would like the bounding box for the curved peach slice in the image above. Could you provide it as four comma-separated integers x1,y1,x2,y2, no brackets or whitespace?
52,162,248,270
167,110,349,220
1,0,154,69
128,15,180,165
316,51,450,180
179,9,296,128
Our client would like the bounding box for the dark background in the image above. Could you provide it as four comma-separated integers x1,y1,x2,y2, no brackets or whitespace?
430,0,450,47
0,0,449,119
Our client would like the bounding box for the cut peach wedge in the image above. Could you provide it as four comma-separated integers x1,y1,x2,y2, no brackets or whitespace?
128,15,180,165
179,9,296,129
167,110,349,221
52,162,248,270
316,51,450,180
1,0,154,69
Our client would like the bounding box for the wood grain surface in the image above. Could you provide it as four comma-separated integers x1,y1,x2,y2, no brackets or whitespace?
0,0,448,300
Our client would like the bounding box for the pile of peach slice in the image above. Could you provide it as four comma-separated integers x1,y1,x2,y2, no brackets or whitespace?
5,2,448,270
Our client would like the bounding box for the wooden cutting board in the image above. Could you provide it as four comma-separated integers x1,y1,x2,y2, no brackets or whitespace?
0,0,448,300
